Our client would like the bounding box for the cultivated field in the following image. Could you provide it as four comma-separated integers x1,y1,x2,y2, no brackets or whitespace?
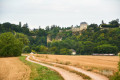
0,57,30,80
34,54,119,76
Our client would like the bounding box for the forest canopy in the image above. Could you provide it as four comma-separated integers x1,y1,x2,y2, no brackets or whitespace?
0,19,120,55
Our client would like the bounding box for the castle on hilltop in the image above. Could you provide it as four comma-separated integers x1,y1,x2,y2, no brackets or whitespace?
47,22,88,43
71,22,88,32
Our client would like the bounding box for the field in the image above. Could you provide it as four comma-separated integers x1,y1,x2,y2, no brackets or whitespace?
34,54,119,76
0,57,30,80
0,54,118,80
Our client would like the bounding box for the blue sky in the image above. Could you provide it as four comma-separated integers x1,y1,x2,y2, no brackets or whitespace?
0,0,120,29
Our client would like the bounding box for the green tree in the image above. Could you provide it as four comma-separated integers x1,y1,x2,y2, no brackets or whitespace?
94,44,118,54
39,45,48,52
0,32,23,57
23,46,31,53
49,46,59,54
81,41,95,55
15,33,29,45
60,48,71,55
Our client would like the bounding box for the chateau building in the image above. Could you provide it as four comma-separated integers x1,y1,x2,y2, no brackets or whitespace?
71,22,88,32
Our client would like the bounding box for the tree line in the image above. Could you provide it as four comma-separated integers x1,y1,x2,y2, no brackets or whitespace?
0,19,120,56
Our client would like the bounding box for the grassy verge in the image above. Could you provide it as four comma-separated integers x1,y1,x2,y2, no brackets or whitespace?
30,56,91,80
19,56,63,80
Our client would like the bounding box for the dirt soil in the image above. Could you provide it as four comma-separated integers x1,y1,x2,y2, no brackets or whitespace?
32,55,109,80
0,57,30,80
26,55,83,80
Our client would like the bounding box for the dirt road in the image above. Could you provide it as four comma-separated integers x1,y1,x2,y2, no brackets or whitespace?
26,55,83,80
0,57,30,80
32,55,109,80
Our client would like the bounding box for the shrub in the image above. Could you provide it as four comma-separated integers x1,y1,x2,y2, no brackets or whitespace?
60,48,71,55
94,44,119,54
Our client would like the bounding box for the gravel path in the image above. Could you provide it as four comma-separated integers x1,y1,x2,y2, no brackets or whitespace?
32,55,109,80
26,55,83,80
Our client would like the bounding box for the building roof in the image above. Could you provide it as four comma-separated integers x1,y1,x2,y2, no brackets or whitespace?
80,22,87,24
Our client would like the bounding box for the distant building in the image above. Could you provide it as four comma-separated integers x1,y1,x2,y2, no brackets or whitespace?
49,22,88,43
71,22,88,32
70,49,76,55
80,22,88,31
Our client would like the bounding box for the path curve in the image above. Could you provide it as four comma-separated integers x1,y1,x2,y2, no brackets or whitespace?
32,55,109,80
26,55,83,80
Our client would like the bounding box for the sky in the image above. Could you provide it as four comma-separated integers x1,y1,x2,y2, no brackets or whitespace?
0,0,120,29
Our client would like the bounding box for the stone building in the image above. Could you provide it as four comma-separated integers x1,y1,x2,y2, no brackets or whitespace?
80,22,88,31
71,22,88,33
48,22,88,43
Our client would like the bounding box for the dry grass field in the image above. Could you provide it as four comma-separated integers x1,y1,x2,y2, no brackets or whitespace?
34,54,119,76
0,57,30,80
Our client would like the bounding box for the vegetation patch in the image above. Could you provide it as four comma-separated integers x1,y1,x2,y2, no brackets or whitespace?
19,56,63,80
110,53,120,80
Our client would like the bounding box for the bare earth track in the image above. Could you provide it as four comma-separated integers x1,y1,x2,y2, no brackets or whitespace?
26,56,83,80
0,57,30,80
27,55,109,80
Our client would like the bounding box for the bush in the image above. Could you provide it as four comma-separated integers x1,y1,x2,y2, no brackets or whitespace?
49,47,59,54
60,48,71,55
110,72,120,80
0,32,23,57
23,46,31,53
40,45,48,52
94,44,119,54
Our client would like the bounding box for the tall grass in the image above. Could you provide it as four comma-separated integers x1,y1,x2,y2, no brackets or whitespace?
19,56,63,80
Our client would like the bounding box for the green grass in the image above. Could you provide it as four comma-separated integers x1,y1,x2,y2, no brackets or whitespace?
19,56,63,80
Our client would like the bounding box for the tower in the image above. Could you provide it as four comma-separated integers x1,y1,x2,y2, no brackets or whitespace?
80,22,87,31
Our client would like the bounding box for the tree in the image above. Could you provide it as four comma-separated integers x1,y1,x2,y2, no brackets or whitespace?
94,44,118,54
39,45,48,52
49,46,59,54
109,20,119,27
45,26,50,31
0,32,23,57
88,24,98,30
60,48,71,55
15,33,29,45
23,46,31,53
81,41,95,55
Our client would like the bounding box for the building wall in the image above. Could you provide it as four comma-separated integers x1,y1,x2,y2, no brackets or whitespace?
80,23,87,31
71,27,80,32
